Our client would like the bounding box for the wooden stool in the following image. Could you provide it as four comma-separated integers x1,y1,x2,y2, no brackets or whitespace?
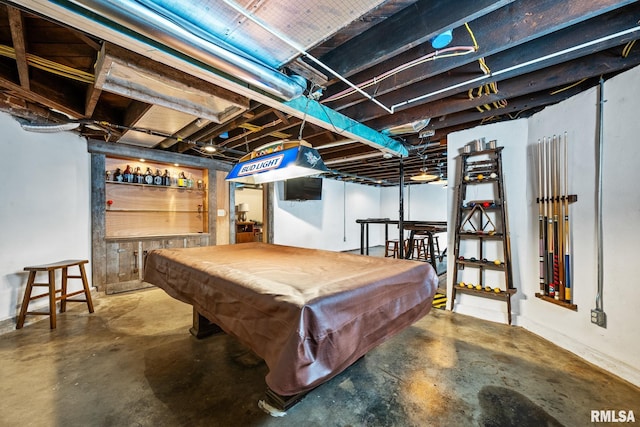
432,235,441,256
384,240,400,258
411,236,427,260
17,260,94,329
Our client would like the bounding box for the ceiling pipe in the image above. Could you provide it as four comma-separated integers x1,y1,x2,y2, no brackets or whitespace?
156,118,211,149
60,0,306,100
221,0,394,115
28,0,406,157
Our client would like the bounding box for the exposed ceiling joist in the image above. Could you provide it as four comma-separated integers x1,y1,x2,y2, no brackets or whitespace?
7,6,28,90
1,0,639,185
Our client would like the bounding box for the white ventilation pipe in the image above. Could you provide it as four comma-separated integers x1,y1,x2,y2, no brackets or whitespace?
63,0,306,100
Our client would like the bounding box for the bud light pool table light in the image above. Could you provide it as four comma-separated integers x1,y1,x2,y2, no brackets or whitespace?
226,140,328,184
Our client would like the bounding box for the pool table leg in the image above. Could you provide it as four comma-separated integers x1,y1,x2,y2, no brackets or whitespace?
189,307,224,339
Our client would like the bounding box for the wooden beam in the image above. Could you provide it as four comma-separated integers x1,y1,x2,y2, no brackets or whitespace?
320,0,513,77
96,43,250,117
307,0,418,58
85,85,102,117
0,75,83,118
87,139,232,171
7,6,30,90
324,0,637,109
123,100,152,127
367,45,640,131
71,29,101,51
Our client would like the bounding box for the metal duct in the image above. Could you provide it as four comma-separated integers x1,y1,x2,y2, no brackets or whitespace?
61,0,306,100
17,119,80,133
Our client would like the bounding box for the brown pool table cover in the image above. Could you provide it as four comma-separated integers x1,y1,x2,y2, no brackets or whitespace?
144,242,437,396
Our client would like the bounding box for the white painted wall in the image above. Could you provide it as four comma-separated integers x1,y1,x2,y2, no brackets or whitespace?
273,175,449,252
0,113,92,326
273,178,380,251
447,65,640,387
524,70,640,387
447,119,530,323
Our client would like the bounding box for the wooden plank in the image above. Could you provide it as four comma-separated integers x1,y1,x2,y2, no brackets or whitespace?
105,184,205,212
105,240,138,283
84,84,101,117
7,6,29,90
307,0,418,58
369,46,640,132
105,212,206,237
0,73,83,118
97,43,249,111
324,0,637,111
215,170,230,245
91,154,107,290
185,235,208,248
344,4,640,123
87,139,232,171
320,0,513,77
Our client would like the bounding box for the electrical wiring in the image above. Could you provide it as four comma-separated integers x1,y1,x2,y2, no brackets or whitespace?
461,24,508,113
0,44,94,84
549,78,588,95
621,39,636,57
322,45,477,103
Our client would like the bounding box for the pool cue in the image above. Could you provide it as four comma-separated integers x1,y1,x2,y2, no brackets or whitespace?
546,137,555,298
551,135,559,300
542,137,550,295
554,134,563,301
564,132,572,303
538,139,545,292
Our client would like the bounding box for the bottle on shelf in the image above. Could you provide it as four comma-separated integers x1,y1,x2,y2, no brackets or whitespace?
123,165,134,183
113,168,123,182
178,171,187,187
135,167,143,184
153,168,163,185
163,169,170,186
144,167,154,185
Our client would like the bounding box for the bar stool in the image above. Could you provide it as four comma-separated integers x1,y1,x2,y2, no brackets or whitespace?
384,239,400,258
432,235,441,257
411,236,428,260
16,259,94,329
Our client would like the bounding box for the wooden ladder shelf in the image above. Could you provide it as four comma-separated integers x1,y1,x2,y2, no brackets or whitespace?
451,146,516,324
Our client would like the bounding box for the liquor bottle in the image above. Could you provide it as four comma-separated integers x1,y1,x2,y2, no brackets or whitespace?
153,168,163,185
113,168,123,182
163,169,170,186
144,167,154,185
123,165,133,183
135,166,143,184
177,171,187,187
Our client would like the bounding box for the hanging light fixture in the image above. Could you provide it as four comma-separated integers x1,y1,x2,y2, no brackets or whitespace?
203,141,217,153
225,139,328,184
410,155,439,182
427,163,447,185
227,95,330,184
410,170,439,182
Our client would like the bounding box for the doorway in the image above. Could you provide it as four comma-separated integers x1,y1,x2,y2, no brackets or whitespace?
234,184,265,243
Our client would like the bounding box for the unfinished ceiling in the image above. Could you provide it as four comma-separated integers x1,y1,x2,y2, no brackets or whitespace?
0,0,639,186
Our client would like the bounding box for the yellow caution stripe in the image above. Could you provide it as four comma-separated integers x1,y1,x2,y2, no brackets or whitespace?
432,293,447,309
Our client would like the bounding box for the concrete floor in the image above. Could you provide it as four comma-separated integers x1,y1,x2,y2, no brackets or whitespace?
1,287,638,427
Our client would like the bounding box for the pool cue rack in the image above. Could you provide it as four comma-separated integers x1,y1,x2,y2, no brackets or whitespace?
451,144,516,325
534,133,578,311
